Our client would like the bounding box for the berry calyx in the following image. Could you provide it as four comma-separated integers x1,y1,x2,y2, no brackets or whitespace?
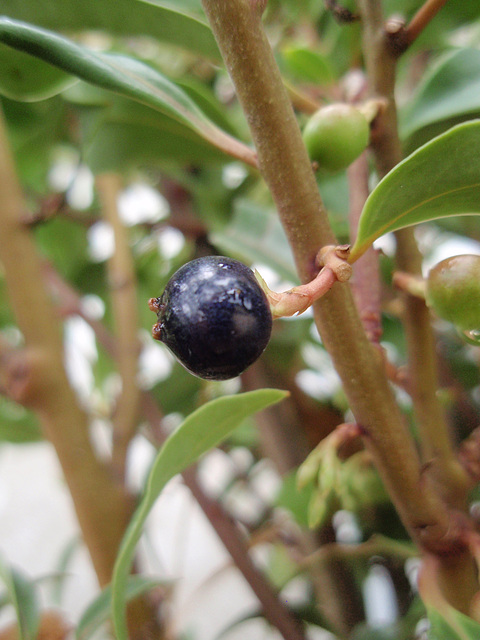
425,254,480,332
149,256,273,380
302,103,369,172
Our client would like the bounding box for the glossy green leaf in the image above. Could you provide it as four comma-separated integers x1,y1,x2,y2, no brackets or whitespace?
0,18,252,165
111,389,288,640
0,558,40,640
401,49,480,141
349,121,480,263
77,575,170,640
1,0,219,60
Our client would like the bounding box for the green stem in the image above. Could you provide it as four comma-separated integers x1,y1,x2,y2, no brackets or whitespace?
200,0,461,556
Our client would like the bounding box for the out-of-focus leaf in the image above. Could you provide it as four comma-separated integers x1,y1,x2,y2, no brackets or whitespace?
76,575,170,640
275,470,313,529
0,398,42,443
34,218,89,280
350,121,480,263
0,19,254,166
1,96,66,190
401,49,480,141
0,43,76,101
111,389,288,640
211,199,297,283
0,558,40,640
80,99,228,174
419,555,480,640
279,47,334,84
1,0,219,60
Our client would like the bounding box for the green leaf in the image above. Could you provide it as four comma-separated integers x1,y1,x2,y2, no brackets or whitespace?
279,47,334,85
0,18,252,165
0,397,42,443
0,558,40,640
77,575,170,640
1,0,219,61
111,389,288,640
0,43,76,101
401,49,480,141
80,98,228,173
349,121,480,263
211,200,297,283
427,606,480,640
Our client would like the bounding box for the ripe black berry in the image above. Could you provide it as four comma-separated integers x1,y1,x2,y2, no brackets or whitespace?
149,256,273,380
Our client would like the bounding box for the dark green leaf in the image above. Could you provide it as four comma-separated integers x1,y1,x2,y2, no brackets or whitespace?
111,389,288,640
350,121,480,263
1,0,219,60
0,18,253,165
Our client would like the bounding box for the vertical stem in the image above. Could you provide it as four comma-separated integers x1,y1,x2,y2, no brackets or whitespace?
348,153,382,343
96,173,141,480
0,106,133,588
357,0,469,507
201,0,461,557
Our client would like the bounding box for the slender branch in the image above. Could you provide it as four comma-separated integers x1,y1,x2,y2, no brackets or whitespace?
348,152,382,343
301,534,417,571
96,174,141,480
356,0,470,509
387,0,451,55
201,0,463,557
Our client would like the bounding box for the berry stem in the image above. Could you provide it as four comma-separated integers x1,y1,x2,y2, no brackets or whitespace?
257,245,352,319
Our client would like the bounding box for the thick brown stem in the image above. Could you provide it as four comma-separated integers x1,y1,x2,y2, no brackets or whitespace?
201,0,462,557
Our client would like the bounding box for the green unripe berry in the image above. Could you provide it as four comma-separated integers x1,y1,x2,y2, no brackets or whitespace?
425,254,480,332
302,103,369,172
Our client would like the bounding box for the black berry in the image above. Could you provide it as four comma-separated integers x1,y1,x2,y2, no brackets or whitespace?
149,256,273,380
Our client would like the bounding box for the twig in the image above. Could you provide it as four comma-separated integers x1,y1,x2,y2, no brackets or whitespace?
356,0,470,510
387,0,451,55
96,173,141,481
325,0,360,24
300,534,417,571
348,152,382,343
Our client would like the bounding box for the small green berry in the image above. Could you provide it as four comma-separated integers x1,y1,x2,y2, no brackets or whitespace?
302,103,369,172
425,254,480,332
